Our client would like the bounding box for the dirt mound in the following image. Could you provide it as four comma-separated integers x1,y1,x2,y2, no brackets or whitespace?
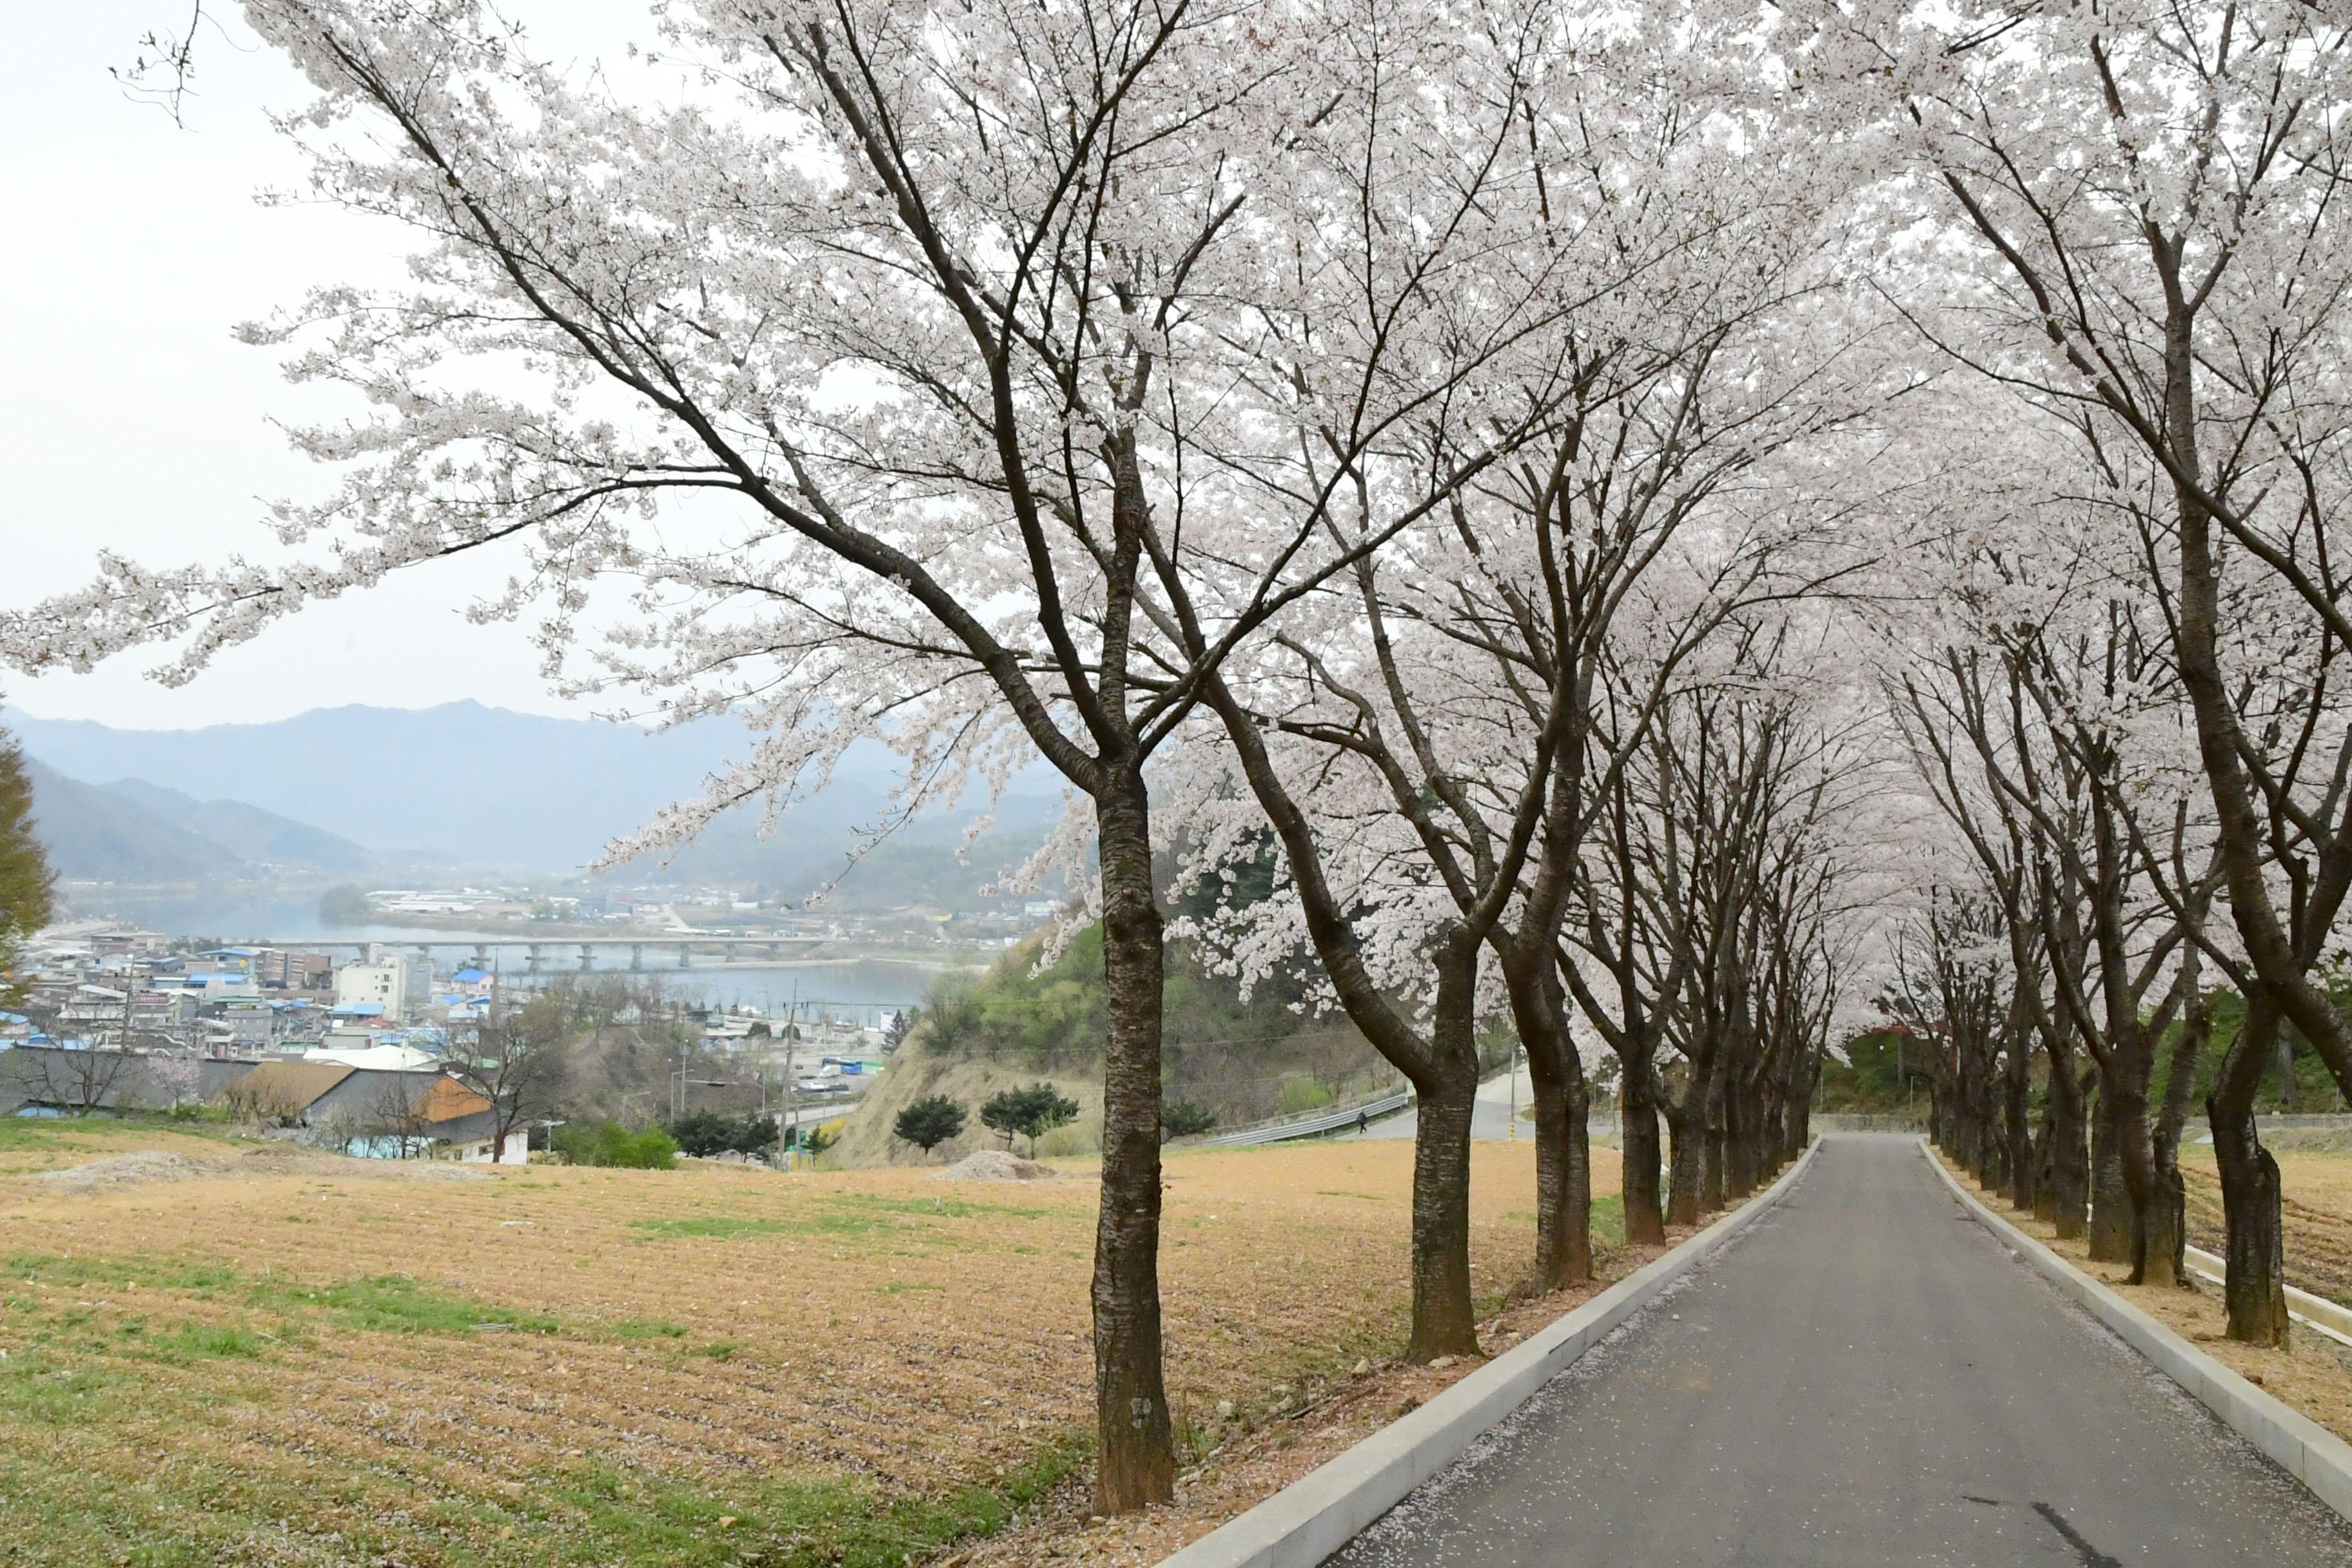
32,1151,230,1193
934,1150,1061,1182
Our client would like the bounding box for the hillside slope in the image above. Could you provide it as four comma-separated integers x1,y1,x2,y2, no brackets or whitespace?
101,779,370,872
830,1054,1104,1168
23,760,375,884
24,760,242,883
833,926,1400,1168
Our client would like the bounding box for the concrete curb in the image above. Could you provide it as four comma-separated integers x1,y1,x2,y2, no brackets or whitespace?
1921,1138,2352,1524
1155,1137,1823,1568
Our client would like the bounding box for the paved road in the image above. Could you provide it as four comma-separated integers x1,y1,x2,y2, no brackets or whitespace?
1342,1065,1534,1141
1331,1133,2352,1567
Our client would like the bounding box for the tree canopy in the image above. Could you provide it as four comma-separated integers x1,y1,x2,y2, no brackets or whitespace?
0,733,54,1006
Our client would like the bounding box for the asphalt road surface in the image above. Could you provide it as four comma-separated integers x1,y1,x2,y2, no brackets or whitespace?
1329,1133,2352,1567
1341,1064,1534,1141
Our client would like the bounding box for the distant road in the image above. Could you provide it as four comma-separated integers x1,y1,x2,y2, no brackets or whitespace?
1330,1135,2352,1567
1340,1063,1533,1141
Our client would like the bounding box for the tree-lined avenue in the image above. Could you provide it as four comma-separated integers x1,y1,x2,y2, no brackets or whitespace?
1331,1136,2352,1567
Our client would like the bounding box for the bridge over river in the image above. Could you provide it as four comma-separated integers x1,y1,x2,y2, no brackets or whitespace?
246,933,836,972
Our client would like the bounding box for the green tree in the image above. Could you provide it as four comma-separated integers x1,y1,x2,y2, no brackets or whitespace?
732,1113,779,1157
980,1083,1080,1157
0,735,54,1007
894,1094,967,1157
669,1110,778,1159
669,1110,736,1157
318,884,376,926
1161,1101,1217,1140
554,1121,677,1169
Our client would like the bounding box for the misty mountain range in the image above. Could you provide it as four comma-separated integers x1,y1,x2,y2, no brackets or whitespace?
21,759,371,883
6,701,1061,896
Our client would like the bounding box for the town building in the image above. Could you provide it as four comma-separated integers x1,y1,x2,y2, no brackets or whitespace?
333,951,426,1023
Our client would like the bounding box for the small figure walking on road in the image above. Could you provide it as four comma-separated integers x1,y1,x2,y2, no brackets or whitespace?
1356,1110,1369,1136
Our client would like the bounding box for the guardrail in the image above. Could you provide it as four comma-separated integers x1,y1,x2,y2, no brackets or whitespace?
1200,1090,1413,1147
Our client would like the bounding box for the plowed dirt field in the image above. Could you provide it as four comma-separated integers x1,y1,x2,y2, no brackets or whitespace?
2183,1144,2352,1306
0,1117,1625,1567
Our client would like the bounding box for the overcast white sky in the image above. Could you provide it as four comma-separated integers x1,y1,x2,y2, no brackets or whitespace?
3,5,656,730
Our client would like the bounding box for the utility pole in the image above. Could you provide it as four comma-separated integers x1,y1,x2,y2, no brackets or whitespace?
1507,1035,1517,1141
782,992,798,1170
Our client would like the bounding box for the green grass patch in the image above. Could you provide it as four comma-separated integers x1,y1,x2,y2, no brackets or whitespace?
149,1323,270,1362
1501,1193,1629,1250
0,1402,1088,1568
538,1432,1091,1568
10,1253,557,1338
0,1236,1104,1567
8,1253,240,1296
313,1274,558,1336
0,1351,129,1426
630,1195,1048,1247
0,1119,99,1155
608,1317,689,1339
825,1193,1050,1221
629,1215,790,1240
0,1113,231,1156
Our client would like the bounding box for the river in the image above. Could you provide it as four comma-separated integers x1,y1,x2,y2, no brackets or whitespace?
62,887,978,1021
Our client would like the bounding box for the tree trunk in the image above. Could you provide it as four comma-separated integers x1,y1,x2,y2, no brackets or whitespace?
1505,956,1590,1292
1700,1050,1728,1214
1782,1051,1814,1166
1089,773,1174,1511
1524,1050,1592,1290
2112,1078,2177,1289
2145,974,2209,1291
1975,1084,2004,1191
1724,1073,1758,1202
1543,1071,1592,1285
2211,995,2290,1346
2046,1049,2090,1237
2088,1087,2134,1264
2006,1055,2034,1211
1400,943,1484,1361
1619,1046,1667,1245
2033,1091,2058,1225
1665,1102,1703,1228
1407,1057,1482,1360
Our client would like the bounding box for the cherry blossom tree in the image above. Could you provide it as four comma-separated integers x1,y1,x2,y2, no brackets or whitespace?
2,0,1583,1505
1168,0,1890,1345
1820,0,2352,1342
